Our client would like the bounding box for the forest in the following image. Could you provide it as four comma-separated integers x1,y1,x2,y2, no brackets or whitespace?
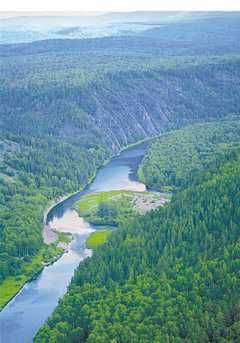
0,12,240,339
35,131,240,342
139,118,240,191
1,30,240,298
0,131,108,307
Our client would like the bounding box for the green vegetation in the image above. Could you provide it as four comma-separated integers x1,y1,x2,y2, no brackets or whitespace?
1,28,240,296
1,13,240,337
35,144,240,342
75,190,168,225
139,119,240,191
76,190,127,214
0,134,108,290
57,232,72,245
0,243,63,309
85,230,112,249
75,190,135,225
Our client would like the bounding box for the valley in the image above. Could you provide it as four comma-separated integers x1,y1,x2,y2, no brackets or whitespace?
0,141,150,342
0,11,240,343
36,121,240,342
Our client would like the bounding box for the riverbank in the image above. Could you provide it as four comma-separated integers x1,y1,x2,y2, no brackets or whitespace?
0,244,63,310
82,189,170,249
0,138,152,313
42,175,97,244
74,189,170,227
0,137,161,342
42,137,153,244
0,220,73,310
0,165,99,311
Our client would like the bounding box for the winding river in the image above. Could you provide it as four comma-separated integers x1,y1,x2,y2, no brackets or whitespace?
0,142,148,343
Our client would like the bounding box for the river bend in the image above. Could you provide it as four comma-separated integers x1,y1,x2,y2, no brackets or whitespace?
0,142,148,343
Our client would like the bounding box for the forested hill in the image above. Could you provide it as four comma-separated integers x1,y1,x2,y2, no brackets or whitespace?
139,119,240,191
1,12,240,150
35,132,240,342
1,13,240,307
1,52,240,150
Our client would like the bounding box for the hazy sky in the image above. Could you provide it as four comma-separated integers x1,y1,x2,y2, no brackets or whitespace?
0,0,240,13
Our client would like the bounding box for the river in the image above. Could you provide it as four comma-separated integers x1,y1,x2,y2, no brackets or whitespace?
0,142,148,343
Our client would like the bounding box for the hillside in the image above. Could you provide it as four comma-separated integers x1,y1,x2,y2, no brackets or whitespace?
1,52,240,149
0,13,240,309
1,55,239,294
139,119,240,191
35,135,240,342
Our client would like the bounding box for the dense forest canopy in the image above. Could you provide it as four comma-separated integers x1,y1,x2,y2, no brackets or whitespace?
35,129,240,342
139,119,240,191
0,132,108,283
0,12,240,336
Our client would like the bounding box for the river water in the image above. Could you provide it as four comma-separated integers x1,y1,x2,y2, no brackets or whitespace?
0,142,148,343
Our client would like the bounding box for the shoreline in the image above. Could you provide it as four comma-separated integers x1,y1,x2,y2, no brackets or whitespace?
42,136,153,244
0,264,45,311
0,137,153,312
0,246,65,312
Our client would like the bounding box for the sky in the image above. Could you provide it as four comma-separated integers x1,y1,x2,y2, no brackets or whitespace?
0,0,240,13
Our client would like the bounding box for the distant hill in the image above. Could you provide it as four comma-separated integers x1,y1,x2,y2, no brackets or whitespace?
0,11,239,44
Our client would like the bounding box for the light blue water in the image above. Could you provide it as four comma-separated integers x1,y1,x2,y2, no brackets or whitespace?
0,142,148,343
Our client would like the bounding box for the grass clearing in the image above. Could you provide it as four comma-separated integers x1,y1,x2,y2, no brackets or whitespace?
75,190,170,225
74,190,135,225
76,190,132,215
86,230,112,249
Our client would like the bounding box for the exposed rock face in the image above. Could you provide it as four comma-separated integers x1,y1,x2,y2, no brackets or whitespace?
1,56,240,154
68,64,240,151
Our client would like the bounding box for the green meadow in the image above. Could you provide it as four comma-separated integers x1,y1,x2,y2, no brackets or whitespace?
85,230,112,249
